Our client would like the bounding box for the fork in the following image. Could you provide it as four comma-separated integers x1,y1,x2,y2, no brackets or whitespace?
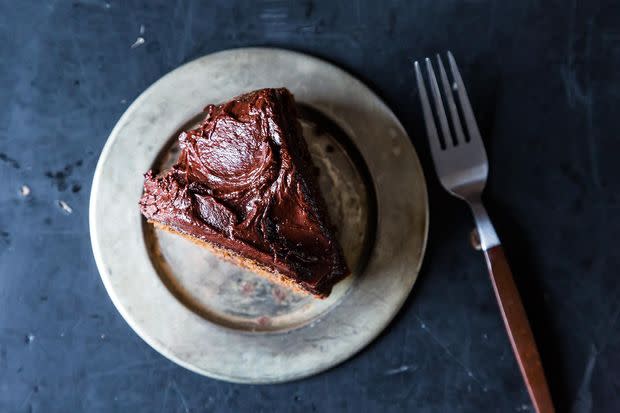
414,52,555,413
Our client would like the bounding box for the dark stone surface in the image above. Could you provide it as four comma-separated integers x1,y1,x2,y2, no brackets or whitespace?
1,0,619,411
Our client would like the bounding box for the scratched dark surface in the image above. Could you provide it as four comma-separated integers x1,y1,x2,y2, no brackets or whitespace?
1,0,619,412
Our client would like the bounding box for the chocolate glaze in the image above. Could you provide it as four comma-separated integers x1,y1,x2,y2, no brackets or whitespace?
140,88,349,297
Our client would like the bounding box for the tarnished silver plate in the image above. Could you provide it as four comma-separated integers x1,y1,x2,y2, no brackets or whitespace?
90,48,428,383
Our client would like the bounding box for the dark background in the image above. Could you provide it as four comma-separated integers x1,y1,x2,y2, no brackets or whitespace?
1,0,619,412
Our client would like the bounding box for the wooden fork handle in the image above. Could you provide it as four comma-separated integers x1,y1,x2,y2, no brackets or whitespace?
483,246,555,413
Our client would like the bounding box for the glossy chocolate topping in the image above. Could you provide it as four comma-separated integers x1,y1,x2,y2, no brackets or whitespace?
140,88,349,297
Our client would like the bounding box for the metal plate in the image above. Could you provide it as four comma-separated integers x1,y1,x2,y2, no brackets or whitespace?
90,48,428,383
144,105,373,332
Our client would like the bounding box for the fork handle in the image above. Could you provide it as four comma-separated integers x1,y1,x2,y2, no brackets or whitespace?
483,245,555,413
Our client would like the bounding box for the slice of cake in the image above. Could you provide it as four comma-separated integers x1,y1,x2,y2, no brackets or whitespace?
140,88,349,298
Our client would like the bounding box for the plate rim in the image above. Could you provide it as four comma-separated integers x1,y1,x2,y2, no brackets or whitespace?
89,46,429,383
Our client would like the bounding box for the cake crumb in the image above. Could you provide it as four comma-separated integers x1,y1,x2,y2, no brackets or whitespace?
257,316,271,327
240,281,255,296
272,287,287,303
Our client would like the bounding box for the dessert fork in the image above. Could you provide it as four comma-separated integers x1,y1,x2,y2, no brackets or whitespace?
414,52,555,413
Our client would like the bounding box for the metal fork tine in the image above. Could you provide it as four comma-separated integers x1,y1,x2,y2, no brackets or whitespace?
414,61,443,157
447,51,483,145
436,54,465,145
425,58,453,148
